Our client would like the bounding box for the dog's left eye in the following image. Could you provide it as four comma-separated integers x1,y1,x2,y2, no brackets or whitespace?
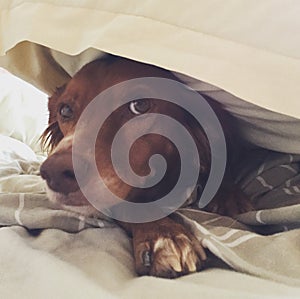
129,99,151,115
59,104,73,119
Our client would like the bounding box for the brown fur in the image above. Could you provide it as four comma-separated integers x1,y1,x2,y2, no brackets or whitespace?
40,55,252,278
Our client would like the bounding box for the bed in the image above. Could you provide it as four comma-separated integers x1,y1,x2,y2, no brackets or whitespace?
0,1,299,298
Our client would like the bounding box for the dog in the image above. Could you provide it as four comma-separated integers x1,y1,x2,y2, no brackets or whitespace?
40,55,252,278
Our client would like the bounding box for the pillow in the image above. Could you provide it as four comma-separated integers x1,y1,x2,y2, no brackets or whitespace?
0,68,48,154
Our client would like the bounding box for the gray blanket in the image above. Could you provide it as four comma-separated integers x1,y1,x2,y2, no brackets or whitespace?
0,138,299,288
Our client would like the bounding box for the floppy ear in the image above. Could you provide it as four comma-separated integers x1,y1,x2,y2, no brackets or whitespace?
40,85,66,153
185,94,253,215
183,112,211,178
184,93,246,180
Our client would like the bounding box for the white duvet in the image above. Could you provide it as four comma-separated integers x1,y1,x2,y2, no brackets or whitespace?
1,0,300,119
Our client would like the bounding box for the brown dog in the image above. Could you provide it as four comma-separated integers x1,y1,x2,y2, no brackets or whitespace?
40,55,252,278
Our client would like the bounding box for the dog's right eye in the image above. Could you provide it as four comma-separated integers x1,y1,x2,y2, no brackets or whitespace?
129,99,151,115
59,104,73,120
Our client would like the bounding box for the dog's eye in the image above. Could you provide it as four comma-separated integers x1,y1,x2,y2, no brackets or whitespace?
129,99,151,115
59,104,73,119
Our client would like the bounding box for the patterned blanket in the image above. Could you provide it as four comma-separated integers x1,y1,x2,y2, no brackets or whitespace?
0,136,299,287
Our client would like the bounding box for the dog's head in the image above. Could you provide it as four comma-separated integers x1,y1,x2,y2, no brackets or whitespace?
40,56,211,216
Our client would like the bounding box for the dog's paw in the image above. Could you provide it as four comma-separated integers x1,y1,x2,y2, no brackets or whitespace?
132,218,206,278
206,186,254,217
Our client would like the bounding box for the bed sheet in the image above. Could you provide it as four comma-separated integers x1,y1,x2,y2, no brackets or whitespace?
0,226,299,299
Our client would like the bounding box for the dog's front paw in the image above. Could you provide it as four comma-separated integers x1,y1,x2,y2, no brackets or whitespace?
132,218,206,278
206,185,253,217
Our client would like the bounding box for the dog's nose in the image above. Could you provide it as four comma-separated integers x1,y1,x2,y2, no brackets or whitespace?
40,153,82,195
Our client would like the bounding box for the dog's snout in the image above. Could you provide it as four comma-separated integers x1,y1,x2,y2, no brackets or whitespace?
40,153,85,195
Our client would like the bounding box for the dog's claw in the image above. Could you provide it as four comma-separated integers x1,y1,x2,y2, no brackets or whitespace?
142,250,152,267
169,258,182,272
